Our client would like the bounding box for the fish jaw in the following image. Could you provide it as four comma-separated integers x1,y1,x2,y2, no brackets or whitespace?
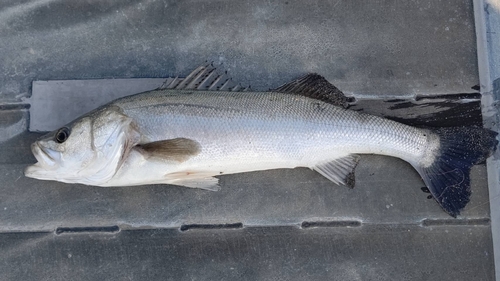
25,162,50,180
30,142,58,168
24,163,81,184
25,142,70,181
25,141,61,180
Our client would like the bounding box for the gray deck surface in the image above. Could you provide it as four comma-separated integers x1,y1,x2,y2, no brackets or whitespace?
0,0,496,280
474,0,500,278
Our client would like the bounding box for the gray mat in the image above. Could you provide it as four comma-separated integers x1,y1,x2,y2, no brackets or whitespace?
0,0,493,280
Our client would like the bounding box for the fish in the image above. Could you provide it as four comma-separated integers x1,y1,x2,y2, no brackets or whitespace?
25,64,498,217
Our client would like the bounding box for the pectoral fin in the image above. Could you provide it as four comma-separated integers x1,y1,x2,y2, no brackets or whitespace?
137,138,200,162
313,155,360,188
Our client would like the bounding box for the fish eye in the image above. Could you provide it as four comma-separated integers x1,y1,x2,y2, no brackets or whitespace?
55,127,71,143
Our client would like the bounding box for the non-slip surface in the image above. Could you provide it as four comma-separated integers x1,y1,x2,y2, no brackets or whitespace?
0,0,492,280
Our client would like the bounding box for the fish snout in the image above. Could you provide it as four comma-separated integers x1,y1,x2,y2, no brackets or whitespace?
30,142,57,167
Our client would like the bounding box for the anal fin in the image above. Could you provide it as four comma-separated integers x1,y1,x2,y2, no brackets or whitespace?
313,155,360,188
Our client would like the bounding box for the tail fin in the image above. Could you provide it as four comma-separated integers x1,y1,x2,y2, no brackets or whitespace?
416,127,498,217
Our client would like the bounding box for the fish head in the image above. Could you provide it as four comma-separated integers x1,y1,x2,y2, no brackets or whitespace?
25,106,140,185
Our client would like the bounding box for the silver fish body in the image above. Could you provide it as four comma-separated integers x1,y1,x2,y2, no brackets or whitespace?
105,89,429,186
25,65,498,217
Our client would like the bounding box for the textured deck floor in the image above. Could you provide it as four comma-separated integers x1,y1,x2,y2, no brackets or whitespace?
0,0,495,280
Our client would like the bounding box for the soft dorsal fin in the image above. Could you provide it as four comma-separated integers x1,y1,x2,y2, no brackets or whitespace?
159,63,250,92
272,73,349,108
137,138,201,162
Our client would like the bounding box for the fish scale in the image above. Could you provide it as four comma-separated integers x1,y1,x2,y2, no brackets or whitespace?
113,89,427,175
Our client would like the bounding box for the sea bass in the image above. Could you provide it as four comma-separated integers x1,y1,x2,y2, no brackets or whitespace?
25,64,498,217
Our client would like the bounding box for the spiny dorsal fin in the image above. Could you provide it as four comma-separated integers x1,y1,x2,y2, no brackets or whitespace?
137,138,201,162
273,73,349,108
313,154,360,188
160,63,250,92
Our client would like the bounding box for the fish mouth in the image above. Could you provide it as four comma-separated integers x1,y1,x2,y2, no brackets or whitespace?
25,142,59,179
30,142,57,168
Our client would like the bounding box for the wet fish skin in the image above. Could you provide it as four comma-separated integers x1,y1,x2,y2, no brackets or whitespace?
106,89,427,182
25,65,498,217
